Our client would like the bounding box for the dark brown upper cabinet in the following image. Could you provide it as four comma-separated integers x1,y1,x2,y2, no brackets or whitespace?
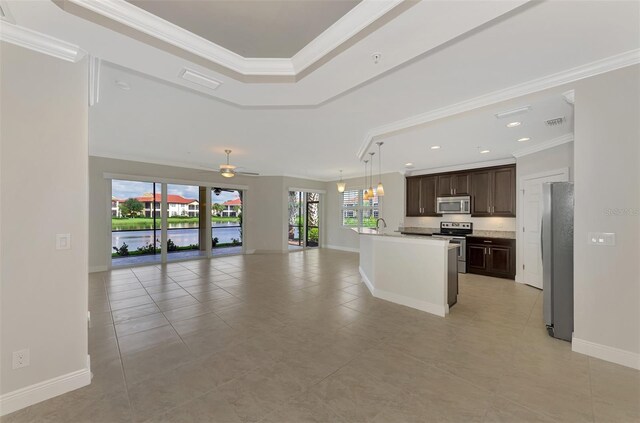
436,173,470,197
406,175,439,216
470,166,515,217
406,164,515,218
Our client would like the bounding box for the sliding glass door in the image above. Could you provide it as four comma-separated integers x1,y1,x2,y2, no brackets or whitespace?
288,191,321,250
111,179,162,265
211,188,243,256
165,183,202,261
306,193,320,247
111,179,246,267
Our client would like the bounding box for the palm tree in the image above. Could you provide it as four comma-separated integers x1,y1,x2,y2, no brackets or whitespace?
211,203,224,216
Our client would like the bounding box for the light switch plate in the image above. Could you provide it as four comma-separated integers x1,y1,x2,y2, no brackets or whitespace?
56,233,71,250
588,232,616,246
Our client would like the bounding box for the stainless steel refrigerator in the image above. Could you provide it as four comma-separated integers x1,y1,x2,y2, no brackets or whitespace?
542,182,574,341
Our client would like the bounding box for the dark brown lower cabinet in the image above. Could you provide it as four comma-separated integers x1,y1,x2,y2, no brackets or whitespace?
466,237,515,279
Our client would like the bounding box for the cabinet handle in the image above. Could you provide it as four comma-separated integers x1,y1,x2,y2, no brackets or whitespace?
484,240,492,243
488,247,491,255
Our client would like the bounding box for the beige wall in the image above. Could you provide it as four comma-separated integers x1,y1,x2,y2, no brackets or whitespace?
89,157,328,268
324,172,405,251
572,65,640,363
0,43,89,398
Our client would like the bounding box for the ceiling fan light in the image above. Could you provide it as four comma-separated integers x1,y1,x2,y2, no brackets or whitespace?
377,182,384,196
221,169,235,178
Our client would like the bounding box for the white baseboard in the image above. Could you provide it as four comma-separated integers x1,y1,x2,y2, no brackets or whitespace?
89,265,107,273
0,357,91,416
572,337,640,370
358,267,447,317
358,266,374,294
375,288,448,317
324,245,359,253
244,249,256,254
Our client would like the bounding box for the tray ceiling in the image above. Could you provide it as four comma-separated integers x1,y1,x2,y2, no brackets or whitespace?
127,0,361,58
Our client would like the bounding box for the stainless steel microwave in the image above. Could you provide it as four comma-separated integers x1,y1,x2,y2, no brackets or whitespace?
436,196,471,214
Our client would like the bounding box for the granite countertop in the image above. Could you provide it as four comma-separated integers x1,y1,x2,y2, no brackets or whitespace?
398,227,516,240
466,230,516,240
352,227,449,242
397,227,439,235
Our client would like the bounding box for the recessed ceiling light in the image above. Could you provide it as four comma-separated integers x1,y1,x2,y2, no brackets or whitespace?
405,162,414,167
506,121,521,128
480,149,490,154
430,146,441,150
517,137,531,142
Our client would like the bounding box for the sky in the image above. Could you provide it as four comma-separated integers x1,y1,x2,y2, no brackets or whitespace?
112,180,239,204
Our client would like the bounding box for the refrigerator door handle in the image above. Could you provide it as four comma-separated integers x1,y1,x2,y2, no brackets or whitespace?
540,218,544,265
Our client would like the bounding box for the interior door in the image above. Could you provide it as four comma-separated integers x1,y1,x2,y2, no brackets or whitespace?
521,173,568,289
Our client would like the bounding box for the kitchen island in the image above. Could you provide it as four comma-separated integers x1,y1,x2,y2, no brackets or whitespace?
356,228,458,317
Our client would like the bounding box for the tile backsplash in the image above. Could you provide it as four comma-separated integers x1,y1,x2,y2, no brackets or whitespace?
401,215,516,231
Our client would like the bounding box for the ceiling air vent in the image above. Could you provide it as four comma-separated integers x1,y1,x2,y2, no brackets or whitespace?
545,117,565,127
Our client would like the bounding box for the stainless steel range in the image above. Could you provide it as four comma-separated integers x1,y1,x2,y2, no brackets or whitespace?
432,222,473,273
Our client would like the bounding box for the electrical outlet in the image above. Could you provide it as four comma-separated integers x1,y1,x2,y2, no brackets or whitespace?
56,233,71,250
12,349,29,369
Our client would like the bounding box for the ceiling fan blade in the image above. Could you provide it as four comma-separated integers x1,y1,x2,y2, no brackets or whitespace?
236,171,260,176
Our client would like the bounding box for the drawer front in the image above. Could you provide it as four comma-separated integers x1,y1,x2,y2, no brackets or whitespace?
466,236,513,247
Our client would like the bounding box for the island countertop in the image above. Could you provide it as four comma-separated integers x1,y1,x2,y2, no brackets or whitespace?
398,226,516,240
351,228,458,249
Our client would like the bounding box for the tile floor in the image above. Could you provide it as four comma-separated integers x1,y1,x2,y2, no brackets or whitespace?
3,249,638,422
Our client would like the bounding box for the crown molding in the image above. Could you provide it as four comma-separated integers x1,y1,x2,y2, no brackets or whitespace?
0,21,86,62
66,0,401,77
357,48,640,159
88,55,101,106
406,158,516,177
512,133,574,158
291,0,403,74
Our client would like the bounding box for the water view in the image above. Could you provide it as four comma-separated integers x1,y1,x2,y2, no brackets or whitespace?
112,222,241,252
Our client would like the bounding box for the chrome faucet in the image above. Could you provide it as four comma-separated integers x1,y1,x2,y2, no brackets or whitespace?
376,218,387,230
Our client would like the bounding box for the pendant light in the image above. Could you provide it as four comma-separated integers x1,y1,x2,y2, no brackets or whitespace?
376,142,385,196
368,152,375,198
336,170,346,193
363,160,370,201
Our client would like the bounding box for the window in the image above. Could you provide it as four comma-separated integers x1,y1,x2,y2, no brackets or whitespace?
341,188,379,227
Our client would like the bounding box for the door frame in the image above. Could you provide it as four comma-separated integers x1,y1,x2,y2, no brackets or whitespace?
516,167,569,284
287,187,325,251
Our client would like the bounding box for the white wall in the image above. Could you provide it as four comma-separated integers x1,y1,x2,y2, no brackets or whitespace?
0,43,90,410
572,65,640,368
515,142,574,282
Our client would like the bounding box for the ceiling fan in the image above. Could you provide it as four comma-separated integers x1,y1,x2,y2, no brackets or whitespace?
218,149,259,178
